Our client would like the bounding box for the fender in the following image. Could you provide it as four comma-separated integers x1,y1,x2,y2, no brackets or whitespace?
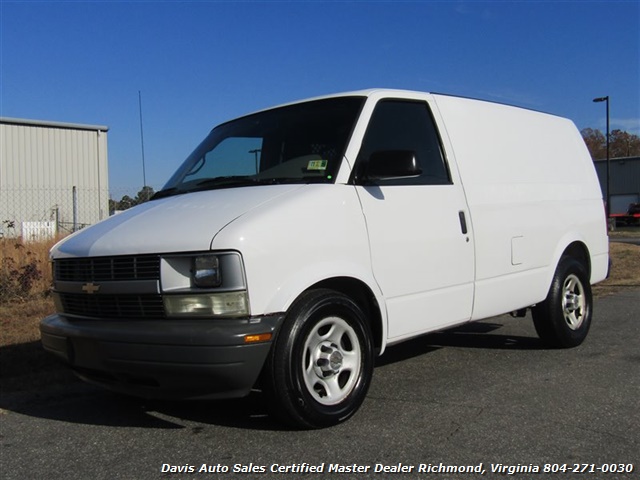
210,183,390,351
261,261,389,354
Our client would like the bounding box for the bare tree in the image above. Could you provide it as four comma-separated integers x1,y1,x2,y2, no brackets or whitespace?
581,128,640,159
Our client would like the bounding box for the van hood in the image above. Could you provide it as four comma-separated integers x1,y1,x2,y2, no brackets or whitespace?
52,185,303,258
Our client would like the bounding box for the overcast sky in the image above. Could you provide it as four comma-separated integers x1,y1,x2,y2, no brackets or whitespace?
2,0,639,195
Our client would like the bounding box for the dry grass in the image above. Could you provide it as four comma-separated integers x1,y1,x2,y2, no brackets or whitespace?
0,236,60,345
0,236,57,305
0,236,638,393
593,241,640,295
0,236,74,392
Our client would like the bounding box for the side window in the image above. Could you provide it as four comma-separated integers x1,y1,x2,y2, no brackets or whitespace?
357,100,451,185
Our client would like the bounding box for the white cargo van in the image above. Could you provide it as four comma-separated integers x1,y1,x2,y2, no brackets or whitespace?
41,89,609,428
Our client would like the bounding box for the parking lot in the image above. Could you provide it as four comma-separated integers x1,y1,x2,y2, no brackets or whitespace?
1,289,638,480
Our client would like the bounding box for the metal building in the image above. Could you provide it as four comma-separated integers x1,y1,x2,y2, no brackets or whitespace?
594,156,640,214
1,117,109,240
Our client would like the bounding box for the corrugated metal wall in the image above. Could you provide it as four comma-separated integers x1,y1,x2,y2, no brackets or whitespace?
0,118,109,238
594,156,640,214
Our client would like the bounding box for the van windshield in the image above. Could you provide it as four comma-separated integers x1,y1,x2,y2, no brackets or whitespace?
154,97,365,198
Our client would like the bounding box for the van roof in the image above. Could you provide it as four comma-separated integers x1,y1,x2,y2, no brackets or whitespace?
244,88,559,120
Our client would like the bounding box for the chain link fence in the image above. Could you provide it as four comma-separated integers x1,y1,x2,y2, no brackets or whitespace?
1,185,161,240
0,186,132,240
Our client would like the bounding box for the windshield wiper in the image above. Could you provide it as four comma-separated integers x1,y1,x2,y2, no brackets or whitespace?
193,176,309,190
150,187,179,200
152,176,315,200
150,177,257,200
196,176,261,188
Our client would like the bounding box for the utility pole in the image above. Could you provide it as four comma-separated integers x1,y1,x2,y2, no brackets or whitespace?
139,90,148,199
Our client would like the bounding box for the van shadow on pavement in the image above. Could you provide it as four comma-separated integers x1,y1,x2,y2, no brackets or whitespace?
0,317,549,432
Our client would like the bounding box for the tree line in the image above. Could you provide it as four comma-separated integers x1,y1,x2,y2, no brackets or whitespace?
581,128,640,160
109,185,155,213
108,129,640,212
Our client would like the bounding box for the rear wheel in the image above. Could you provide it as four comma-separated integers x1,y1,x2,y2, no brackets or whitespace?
533,256,592,348
263,289,374,429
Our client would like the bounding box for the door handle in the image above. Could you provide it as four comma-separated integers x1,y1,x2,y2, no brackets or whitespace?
458,211,468,235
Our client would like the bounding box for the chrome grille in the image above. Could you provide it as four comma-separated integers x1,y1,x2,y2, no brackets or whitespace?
54,255,160,282
56,293,165,319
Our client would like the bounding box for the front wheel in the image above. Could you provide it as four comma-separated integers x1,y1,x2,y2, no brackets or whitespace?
262,289,374,429
532,256,593,348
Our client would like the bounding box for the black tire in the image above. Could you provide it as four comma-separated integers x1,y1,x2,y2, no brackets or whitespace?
532,256,593,348
262,289,374,429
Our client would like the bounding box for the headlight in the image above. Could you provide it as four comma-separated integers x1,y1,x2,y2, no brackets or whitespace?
160,251,250,318
192,255,221,288
164,291,249,317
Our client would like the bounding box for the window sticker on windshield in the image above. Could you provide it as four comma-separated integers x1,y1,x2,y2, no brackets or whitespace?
307,159,328,171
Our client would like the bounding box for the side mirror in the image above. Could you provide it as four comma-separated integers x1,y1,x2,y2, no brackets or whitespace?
365,150,422,180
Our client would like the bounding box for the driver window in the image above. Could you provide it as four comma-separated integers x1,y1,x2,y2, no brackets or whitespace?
358,100,451,185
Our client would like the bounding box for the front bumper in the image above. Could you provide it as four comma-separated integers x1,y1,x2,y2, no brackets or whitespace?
40,313,284,400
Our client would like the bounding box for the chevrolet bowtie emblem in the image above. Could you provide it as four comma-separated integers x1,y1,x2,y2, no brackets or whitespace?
82,283,100,294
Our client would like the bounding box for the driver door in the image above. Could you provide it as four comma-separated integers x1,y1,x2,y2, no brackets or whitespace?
354,99,475,340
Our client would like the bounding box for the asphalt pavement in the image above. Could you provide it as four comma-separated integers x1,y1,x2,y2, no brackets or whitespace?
1,289,638,480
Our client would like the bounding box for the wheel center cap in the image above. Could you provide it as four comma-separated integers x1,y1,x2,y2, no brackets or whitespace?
329,350,343,370
565,293,579,311
314,342,344,376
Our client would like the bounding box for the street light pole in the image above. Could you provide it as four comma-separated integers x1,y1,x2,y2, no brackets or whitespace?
593,96,610,226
